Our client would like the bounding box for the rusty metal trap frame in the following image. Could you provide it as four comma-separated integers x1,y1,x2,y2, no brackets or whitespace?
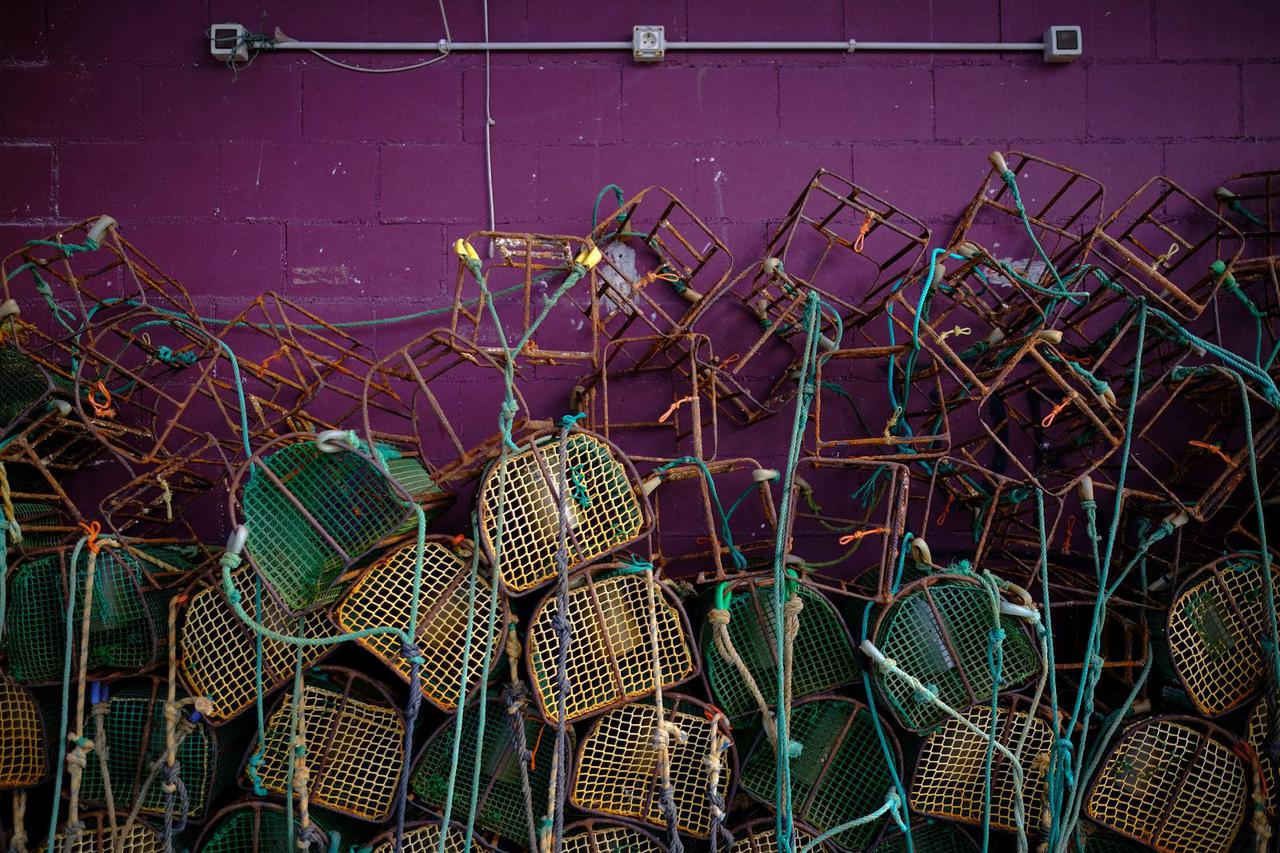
867,573,1043,734
559,818,669,853
409,696,562,845
476,426,651,596
0,666,50,789
39,812,165,853
333,535,507,712
194,799,357,853
700,573,860,722
738,695,903,852
570,692,735,839
244,666,407,824
1083,715,1255,853
1216,169,1280,259
729,817,825,853
359,819,497,853
908,698,1061,834
524,562,699,724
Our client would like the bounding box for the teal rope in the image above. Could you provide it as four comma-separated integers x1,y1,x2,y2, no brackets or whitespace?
461,517,504,853
591,184,627,231
46,536,90,851
1227,197,1268,229
650,456,751,570
859,600,914,853
798,792,908,853
245,574,269,796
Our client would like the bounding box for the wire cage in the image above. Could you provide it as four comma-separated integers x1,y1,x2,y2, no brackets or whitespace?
908,700,1059,833
873,820,981,853
359,819,497,853
37,813,165,853
729,817,825,853
98,433,231,545
571,693,735,839
409,697,560,845
178,565,340,725
195,799,352,853
5,543,188,684
1215,169,1280,259
738,696,902,852
701,574,859,722
0,667,49,788
246,666,407,824
1,498,78,556
77,676,243,822
868,574,1042,734
561,818,669,853
1084,715,1251,853
334,536,507,712
231,430,448,613
476,427,650,595
1246,699,1277,816
525,565,698,724
1166,554,1278,717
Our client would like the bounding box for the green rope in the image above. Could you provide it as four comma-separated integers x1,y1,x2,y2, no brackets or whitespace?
798,792,908,853
45,535,90,851
650,456,752,570
591,184,627,231
1227,196,1268,229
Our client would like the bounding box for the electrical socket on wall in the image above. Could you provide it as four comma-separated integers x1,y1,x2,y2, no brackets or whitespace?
210,23,249,61
633,26,666,62
1043,26,1083,63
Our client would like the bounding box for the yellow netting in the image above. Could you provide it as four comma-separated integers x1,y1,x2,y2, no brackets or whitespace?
1167,556,1276,716
40,817,163,853
527,570,696,723
571,697,732,838
0,668,47,788
561,820,667,853
179,567,339,724
254,677,406,822
1085,717,1247,853
478,432,645,594
336,539,504,711
366,821,484,853
910,703,1054,833
729,820,821,853
1247,701,1277,815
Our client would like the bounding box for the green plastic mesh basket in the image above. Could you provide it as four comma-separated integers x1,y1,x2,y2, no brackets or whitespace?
238,436,448,613
410,696,560,844
5,545,176,684
0,343,54,433
38,814,165,853
196,800,351,853
77,677,244,822
739,696,899,852
702,576,858,721
874,821,980,853
870,575,1041,733
6,501,75,551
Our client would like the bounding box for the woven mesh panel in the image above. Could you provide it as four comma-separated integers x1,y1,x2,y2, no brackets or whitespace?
527,571,695,723
179,567,338,724
410,700,557,843
562,820,667,853
872,579,1040,732
1085,718,1247,853
41,818,164,853
1247,701,1277,815
740,698,894,851
0,343,51,430
240,441,412,611
704,578,858,720
909,704,1054,833
729,820,820,853
254,678,406,822
7,547,171,683
197,801,340,853
364,821,480,853
0,668,47,787
1167,557,1275,716
336,540,503,712
77,680,228,820
875,821,980,853
571,698,732,838
479,433,644,594
10,501,73,549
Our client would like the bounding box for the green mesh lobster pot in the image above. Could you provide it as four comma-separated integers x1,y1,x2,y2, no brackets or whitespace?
178,566,339,725
571,693,734,839
739,696,900,852
234,431,451,613
701,575,858,721
246,667,406,824
868,575,1041,733
0,667,49,788
409,696,560,844
0,342,56,435
5,501,76,551
477,429,649,595
196,800,354,853
77,677,244,822
1076,829,1158,853
38,814,164,853
526,566,697,724
730,817,825,853
335,537,507,712
5,544,179,684
1247,700,1277,816
1166,554,1277,717
1085,716,1250,853
562,819,668,853
359,820,498,853
873,820,980,853
909,701,1057,833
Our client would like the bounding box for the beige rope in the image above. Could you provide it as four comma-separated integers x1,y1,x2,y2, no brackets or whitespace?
11,789,28,853
707,608,779,746
92,699,119,841
157,477,173,522
0,462,22,543
65,539,109,847
781,595,803,725
647,566,686,852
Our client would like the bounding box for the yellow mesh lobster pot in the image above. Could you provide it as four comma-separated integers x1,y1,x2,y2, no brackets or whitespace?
1085,716,1249,853
1166,554,1277,716
571,694,734,839
477,429,649,595
38,815,164,853
562,819,668,853
730,817,823,853
247,667,406,823
335,536,507,712
909,702,1057,833
0,668,48,787
1247,700,1277,816
360,820,496,853
869,575,1041,733
526,566,697,724
179,567,339,724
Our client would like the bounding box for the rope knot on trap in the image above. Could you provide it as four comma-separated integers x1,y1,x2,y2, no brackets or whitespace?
399,641,426,667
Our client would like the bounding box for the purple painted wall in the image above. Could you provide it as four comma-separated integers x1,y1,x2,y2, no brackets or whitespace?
2,0,1278,327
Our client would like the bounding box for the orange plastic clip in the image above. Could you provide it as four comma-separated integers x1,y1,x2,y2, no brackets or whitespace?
88,381,115,418
78,520,102,555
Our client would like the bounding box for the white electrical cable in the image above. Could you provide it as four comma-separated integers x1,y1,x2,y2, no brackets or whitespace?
305,0,455,73
482,0,496,237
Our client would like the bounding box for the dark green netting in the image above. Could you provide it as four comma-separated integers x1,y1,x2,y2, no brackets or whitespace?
872,579,1040,733
10,501,73,549
703,578,859,720
241,441,444,612
875,821,979,852
196,801,349,853
740,697,896,852
410,698,559,843
6,546,175,684
0,343,52,431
